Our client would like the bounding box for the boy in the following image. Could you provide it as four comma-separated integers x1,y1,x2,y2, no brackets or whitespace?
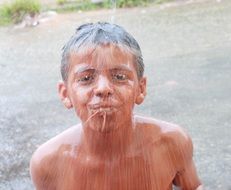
30,22,202,190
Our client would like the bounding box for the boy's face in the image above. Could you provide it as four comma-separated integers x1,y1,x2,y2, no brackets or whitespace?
59,44,146,132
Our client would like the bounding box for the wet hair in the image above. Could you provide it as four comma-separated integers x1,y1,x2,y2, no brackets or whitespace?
61,22,144,81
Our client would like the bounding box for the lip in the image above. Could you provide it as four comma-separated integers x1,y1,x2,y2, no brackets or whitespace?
88,103,117,113
89,103,114,109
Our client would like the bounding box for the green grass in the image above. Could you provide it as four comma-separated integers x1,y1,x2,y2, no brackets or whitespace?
56,0,68,5
0,5,11,25
52,0,173,13
0,0,173,25
0,0,41,25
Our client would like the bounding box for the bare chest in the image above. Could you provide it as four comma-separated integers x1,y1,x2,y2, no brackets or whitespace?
56,153,175,190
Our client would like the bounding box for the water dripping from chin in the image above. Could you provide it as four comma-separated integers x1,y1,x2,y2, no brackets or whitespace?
101,111,106,132
83,110,100,127
81,109,108,133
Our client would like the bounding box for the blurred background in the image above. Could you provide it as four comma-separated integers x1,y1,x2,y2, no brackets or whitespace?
0,0,230,189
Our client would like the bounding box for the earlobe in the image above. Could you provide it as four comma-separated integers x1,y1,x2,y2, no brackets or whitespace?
135,77,147,105
135,94,145,105
58,81,73,109
63,98,73,109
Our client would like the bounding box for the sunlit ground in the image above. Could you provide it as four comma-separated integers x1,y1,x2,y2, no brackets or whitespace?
0,0,230,189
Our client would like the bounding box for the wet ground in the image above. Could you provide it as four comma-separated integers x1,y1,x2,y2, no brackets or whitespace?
0,0,231,189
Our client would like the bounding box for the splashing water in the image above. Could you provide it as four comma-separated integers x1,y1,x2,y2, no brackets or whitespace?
82,109,107,133
83,110,100,126
102,111,107,132
110,0,117,23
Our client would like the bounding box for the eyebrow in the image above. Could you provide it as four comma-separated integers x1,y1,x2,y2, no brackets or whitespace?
74,65,95,74
109,64,133,72
74,63,133,74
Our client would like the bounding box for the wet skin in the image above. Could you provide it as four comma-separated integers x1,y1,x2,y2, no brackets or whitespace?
30,44,202,190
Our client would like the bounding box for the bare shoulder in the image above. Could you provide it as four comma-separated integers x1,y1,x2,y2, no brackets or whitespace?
134,115,193,157
135,115,202,188
31,124,82,161
135,115,190,135
30,124,82,189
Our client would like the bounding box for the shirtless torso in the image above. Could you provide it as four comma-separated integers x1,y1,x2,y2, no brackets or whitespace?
30,116,201,190
31,23,202,190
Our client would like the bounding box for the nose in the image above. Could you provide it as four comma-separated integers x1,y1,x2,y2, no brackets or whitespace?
94,75,113,98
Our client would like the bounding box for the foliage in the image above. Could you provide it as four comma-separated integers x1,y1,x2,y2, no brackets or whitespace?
56,0,68,5
116,0,171,7
116,0,148,8
0,0,41,24
0,5,11,25
0,0,173,25
54,0,104,13
54,0,172,12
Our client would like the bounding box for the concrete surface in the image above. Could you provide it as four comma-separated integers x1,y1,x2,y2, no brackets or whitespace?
0,0,231,189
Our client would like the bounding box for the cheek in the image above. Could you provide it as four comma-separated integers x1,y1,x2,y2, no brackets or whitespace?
71,84,92,107
71,84,94,120
116,82,137,104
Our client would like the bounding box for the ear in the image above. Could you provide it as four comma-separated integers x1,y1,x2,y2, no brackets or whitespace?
58,81,73,109
135,77,147,105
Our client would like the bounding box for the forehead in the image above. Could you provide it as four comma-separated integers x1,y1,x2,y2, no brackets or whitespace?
68,44,135,71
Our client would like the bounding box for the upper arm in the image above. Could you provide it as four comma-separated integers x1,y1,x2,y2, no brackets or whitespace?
29,128,79,189
170,128,202,189
30,150,57,190
173,158,201,189
30,153,45,190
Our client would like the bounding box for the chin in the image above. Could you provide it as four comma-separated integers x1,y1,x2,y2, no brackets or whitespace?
89,124,118,133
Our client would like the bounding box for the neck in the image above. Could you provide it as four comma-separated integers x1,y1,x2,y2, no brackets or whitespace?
81,116,134,160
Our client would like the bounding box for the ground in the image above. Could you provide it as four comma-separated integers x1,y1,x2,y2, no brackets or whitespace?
0,0,231,189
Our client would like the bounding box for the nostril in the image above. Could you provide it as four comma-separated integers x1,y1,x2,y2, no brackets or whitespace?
96,91,102,97
95,89,112,97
